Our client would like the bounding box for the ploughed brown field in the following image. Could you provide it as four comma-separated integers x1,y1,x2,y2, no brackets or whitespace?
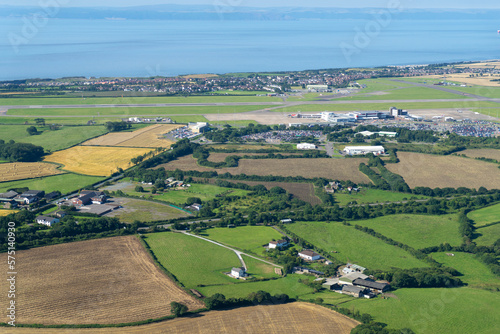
461,149,500,161
386,152,500,189
158,155,370,184
0,236,203,325
196,178,321,205
4,302,359,333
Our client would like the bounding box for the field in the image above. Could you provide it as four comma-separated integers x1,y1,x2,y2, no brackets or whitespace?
468,203,500,227
353,214,462,249
461,149,500,161
241,255,281,278
201,226,284,254
344,287,500,334
158,156,371,183
103,181,249,205
385,152,500,189
287,221,429,270
7,105,278,116
422,73,500,87
3,302,359,334
105,197,190,223
0,209,17,216
44,146,153,176
0,236,204,325
0,173,104,194
197,274,316,299
145,232,241,288
0,162,63,182
0,125,108,151
0,95,281,106
206,152,303,162
340,86,471,101
199,178,321,205
334,188,429,206
82,124,181,148
474,224,500,246
430,252,500,289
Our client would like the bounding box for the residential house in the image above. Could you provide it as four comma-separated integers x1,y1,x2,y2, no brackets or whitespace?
231,267,246,278
268,239,289,249
298,250,321,261
36,216,60,227
54,210,67,218
352,278,390,293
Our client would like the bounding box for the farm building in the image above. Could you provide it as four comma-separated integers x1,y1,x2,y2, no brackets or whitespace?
297,143,316,150
343,146,385,156
342,285,367,298
44,192,60,201
352,279,390,293
36,216,60,227
73,191,107,206
0,190,18,202
280,219,293,223
298,250,321,261
268,239,289,249
231,267,246,279
342,263,366,275
15,190,45,204
358,131,397,138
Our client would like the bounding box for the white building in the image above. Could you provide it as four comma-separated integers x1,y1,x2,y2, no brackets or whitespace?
358,131,397,138
269,239,289,249
231,267,246,278
297,143,316,150
343,146,385,156
306,84,328,92
36,216,60,227
298,250,321,261
188,122,209,133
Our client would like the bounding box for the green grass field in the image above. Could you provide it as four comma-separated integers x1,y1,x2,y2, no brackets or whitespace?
0,173,104,194
287,221,429,270
445,86,500,99
0,125,107,151
241,255,281,279
340,86,471,101
353,214,462,249
201,226,284,254
115,182,249,205
7,105,277,117
0,95,282,106
344,287,500,334
197,274,315,299
430,252,500,289
145,232,241,288
468,203,500,227
109,199,189,223
475,224,500,246
272,101,498,114
334,188,429,206
0,116,133,125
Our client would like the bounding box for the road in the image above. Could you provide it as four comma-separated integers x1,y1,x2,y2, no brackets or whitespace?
181,231,283,269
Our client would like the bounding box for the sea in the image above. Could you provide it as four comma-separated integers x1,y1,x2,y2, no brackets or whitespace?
0,17,499,80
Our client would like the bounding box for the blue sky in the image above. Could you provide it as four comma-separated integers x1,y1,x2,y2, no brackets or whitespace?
1,0,499,9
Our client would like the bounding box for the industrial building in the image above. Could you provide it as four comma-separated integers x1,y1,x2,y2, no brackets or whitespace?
343,146,385,156
188,122,209,133
297,143,316,150
358,131,398,138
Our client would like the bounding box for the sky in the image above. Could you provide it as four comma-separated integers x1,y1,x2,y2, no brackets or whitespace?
1,0,499,9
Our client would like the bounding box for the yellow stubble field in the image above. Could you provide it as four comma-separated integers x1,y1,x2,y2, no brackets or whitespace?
44,146,152,176
0,162,63,182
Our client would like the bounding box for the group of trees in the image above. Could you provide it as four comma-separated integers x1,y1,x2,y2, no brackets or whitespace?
204,291,290,310
0,140,44,162
105,121,132,132
365,267,463,288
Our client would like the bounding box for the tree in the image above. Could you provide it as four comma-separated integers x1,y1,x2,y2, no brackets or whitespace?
34,118,45,126
186,197,202,205
135,185,144,193
170,301,188,317
26,126,38,136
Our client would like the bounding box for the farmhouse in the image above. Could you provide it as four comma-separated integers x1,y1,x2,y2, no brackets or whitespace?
352,278,390,293
343,146,385,156
36,216,60,227
297,143,316,150
268,239,289,249
298,250,321,261
231,267,246,278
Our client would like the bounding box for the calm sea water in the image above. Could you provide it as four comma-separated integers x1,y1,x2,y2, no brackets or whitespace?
0,18,499,80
